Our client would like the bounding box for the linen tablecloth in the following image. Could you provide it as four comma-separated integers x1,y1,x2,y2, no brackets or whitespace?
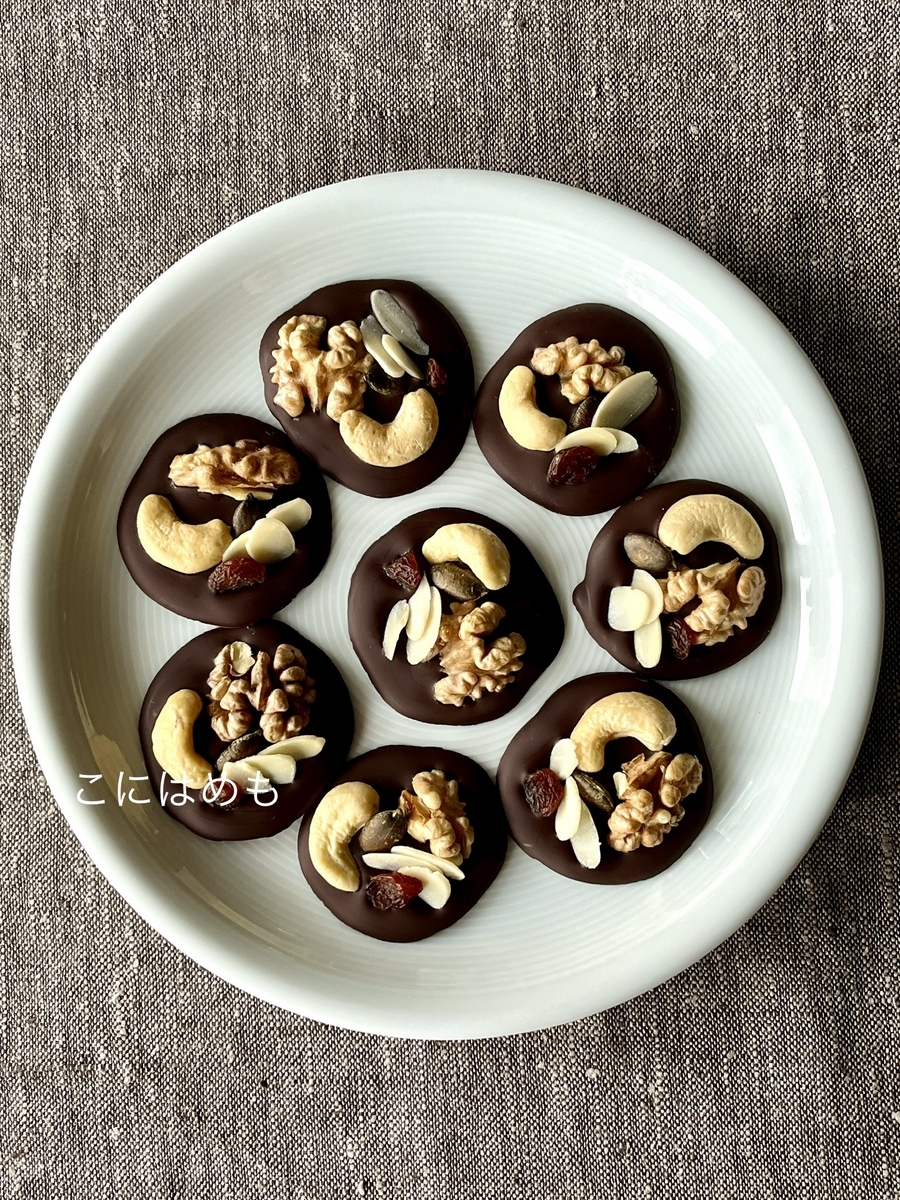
3,2,897,1196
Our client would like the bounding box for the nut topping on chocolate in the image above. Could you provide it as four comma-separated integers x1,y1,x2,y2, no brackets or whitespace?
308,782,380,892
150,689,212,789
430,601,525,708
340,388,439,467
358,808,408,854
168,440,300,499
136,495,232,575
657,493,764,560
422,522,511,591
531,337,632,402
206,640,315,743
623,533,675,574
607,751,703,852
271,315,372,420
400,770,474,866
429,561,488,602
498,365,567,451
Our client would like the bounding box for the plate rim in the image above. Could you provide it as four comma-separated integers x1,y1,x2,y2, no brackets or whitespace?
10,168,884,1038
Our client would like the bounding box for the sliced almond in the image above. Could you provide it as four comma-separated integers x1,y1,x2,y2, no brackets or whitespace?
222,531,252,562
592,371,658,430
382,334,423,379
554,427,618,456
406,585,441,665
258,735,324,761
609,429,639,454
241,752,296,786
405,575,433,640
549,738,578,780
266,497,312,532
630,570,664,623
387,846,465,880
220,759,273,791
634,617,663,669
370,289,429,356
396,864,451,909
247,517,295,564
608,586,652,632
554,776,582,841
570,801,601,869
382,599,410,660
613,771,627,798
361,314,405,377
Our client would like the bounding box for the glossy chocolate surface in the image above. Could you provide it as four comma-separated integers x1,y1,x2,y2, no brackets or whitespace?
498,673,713,883
118,414,332,625
260,279,474,498
573,478,782,679
474,304,680,515
139,621,354,841
348,507,564,726
298,745,508,942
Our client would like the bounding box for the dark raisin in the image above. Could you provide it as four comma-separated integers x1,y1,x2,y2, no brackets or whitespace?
667,617,694,660
215,730,265,773
384,549,422,590
567,397,598,432
366,362,406,398
232,497,270,536
429,561,487,601
426,357,448,395
366,872,424,910
572,771,614,814
523,768,565,817
547,446,598,486
208,556,267,593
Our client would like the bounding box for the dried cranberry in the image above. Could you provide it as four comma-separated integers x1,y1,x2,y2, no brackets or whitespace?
523,767,565,817
366,871,424,910
384,549,422,590
208,556,267,593
426,357,448,395
667,617,695,660
547,446,598,486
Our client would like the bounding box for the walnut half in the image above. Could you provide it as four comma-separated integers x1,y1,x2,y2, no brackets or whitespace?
169,440,299,500
270,315,372,421
430,601,526,707
607,750,702,852
661,560,766,646
530,337,632,403
400,770,474,866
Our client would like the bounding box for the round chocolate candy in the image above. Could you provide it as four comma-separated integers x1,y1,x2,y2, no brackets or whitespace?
574,479,782,679
348,507,564,725
260,279,474,498
118,413,331,625
298,745,508,942
139,620,353,841
474,303,679,515
497,673,714,884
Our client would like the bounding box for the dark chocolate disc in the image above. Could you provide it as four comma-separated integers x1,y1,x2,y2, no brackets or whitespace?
498,673,713,883
139,621,354,841
348,507,564,726
474,304,679,515
574,479,782,679
298,745,508,942
259,279,474,498
118,414,332,625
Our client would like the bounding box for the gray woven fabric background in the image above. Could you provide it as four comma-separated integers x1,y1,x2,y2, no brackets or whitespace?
3,1,898,1196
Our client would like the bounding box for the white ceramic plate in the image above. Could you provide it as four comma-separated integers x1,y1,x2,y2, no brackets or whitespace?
11,171,882,1039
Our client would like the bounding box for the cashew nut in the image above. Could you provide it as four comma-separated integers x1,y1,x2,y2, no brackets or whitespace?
658,494,764,560
339,388,438,466
151,689,213,788
570,692,677,772
421,522,510,590
498,365,567,451
136,494,231,574
307,781,380,891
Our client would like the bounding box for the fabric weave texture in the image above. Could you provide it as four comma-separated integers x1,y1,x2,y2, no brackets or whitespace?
2,2,898,1197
